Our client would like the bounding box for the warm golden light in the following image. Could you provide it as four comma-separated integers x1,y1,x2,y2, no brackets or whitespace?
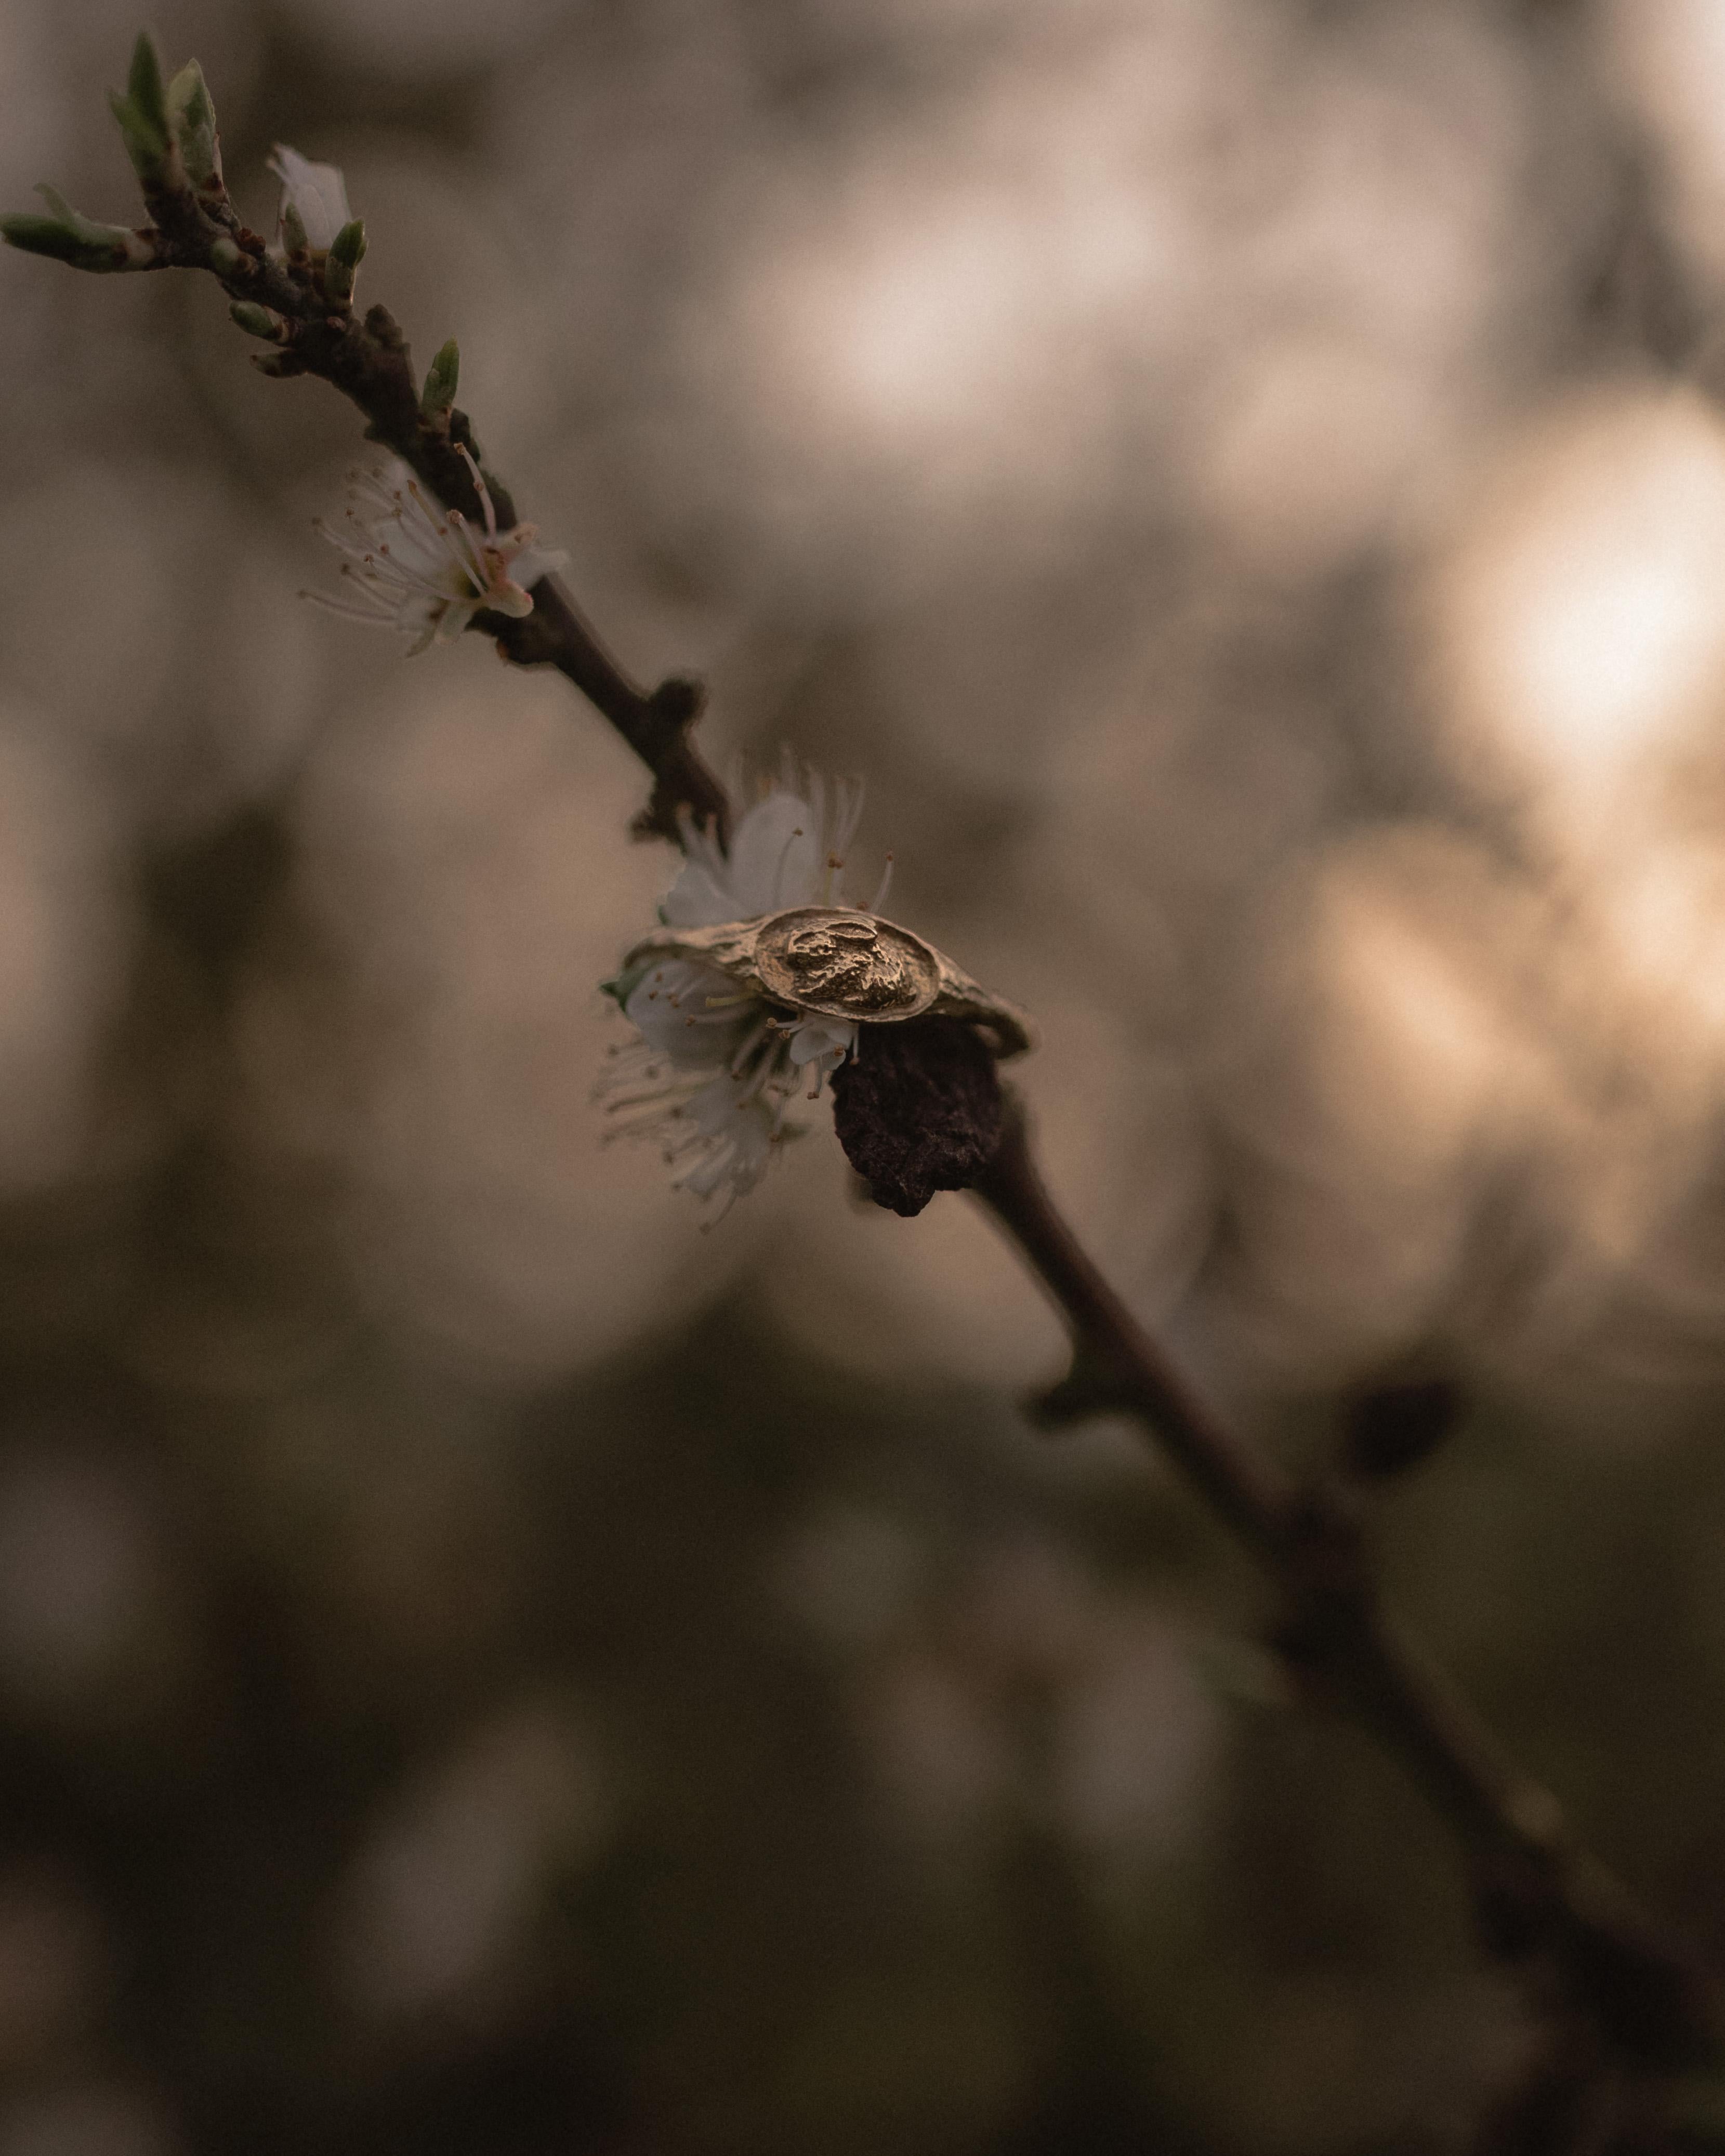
1436,389,1725,831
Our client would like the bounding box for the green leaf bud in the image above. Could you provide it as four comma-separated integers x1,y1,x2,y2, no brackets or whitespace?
420,338,460,420
1,184,154,272
208,236,242,273
109,32,174,188
280,198,309,257
166,58,221,192
128,32,168,131
2,214,122,270
328,218,365,269
229,300,282,340
323,217,364,303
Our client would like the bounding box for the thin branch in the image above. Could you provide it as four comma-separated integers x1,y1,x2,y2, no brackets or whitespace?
971,1094,1721,2079
3,57,729,848
221,243,730,844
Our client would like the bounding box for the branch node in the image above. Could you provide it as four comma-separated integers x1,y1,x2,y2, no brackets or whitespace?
362,301,406,352
648,674,705,731
631,678,724,844
1344,1369,1466,1480
1028,1344,1134,1433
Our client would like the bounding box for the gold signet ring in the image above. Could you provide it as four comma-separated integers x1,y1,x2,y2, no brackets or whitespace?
622,906,1033,1059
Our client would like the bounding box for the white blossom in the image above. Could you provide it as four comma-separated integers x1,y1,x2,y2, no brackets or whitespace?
305,453,567,655
267,144,352,252
599,771,893,1211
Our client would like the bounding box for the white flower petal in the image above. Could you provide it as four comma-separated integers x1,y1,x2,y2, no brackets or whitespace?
660,862,738,930
690,1075,761,1136
786,1017,858,1067
625,960,751,1068
268,143,352,250
724,792,824,917
306,460,561,655
596,1023,790,1209
662,775,866,929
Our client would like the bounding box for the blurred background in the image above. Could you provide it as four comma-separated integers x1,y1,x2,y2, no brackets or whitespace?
5,0,1725,2148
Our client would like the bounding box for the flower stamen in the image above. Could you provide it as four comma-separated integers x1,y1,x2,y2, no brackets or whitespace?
306,458,568,654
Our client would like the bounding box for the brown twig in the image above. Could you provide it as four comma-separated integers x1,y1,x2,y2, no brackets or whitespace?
221,240,729,844
3,71,729,848
972,1094,1721,2092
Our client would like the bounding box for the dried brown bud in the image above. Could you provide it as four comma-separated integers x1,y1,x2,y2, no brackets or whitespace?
829,1016,1004,1217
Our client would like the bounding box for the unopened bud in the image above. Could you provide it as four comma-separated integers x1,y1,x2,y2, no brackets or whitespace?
128,33,168,128
229,300,282,340
420,338,459,420
280,198,309,257
208,236,242,274
166,58,221,193
109,32,175,190
251,349,308,378
323,217,364,303
1,184,152,273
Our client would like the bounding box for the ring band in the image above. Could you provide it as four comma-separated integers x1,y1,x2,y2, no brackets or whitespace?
623,905,1033,1059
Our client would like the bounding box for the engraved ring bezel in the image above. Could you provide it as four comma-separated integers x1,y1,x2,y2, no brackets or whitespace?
753,906,941,1023
619,904,1034,1059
